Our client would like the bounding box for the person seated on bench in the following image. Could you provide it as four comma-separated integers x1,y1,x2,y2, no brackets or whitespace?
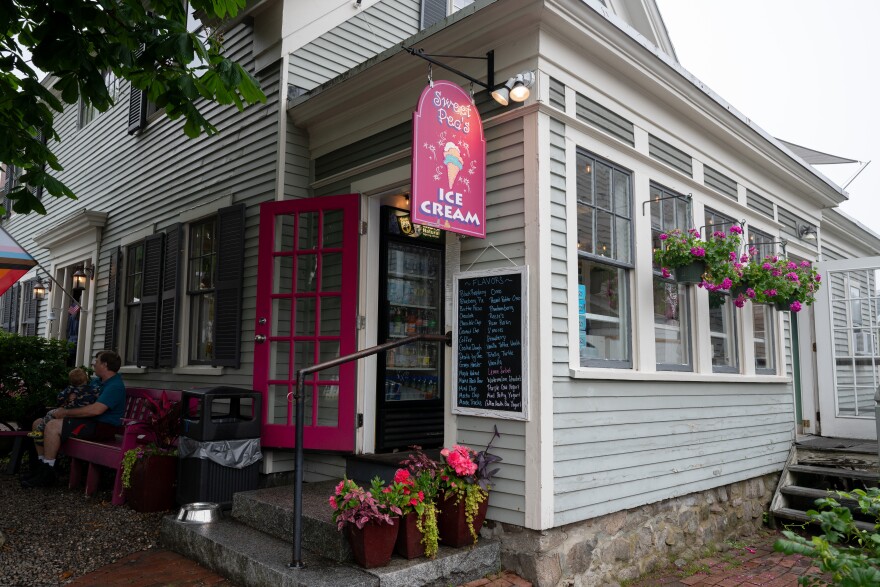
27,368,96,442
21,351,126,489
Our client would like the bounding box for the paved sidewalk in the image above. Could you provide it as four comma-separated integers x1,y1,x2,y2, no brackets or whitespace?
68,529,820,587
67,548,532,587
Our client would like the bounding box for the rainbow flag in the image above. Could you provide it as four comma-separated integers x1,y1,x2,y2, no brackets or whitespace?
0,226,37,297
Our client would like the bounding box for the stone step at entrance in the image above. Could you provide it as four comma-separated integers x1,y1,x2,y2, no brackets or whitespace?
770,438,880,530
161,480,500,587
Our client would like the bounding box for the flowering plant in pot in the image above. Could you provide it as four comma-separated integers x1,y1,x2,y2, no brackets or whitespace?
329,477,402,568
736,256,822,312
436,427,502,547
654,226,742,286
120,393,181,512
383,468,439,559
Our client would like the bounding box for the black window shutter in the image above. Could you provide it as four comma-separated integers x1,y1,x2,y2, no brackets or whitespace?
212,203,245,368
137,233,165,367
421,0,447,29
10,283,20,333
3,164,15,219
128,86,147,135
104,247,122,352
1,288,13,331
158,224,182,367
22,280,36,336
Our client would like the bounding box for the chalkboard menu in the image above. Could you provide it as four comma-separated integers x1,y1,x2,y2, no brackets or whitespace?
452,266,529,420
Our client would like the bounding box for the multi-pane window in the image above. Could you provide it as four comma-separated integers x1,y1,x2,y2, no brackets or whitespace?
748,227,777,260
576,149,633,367
79,70,120,128
188,217,218,363
124,242,145,364
753,303,775,373
650,183,692,370
705,208,739,372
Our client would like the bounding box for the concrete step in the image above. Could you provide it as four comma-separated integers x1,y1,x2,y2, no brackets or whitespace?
231,480,351,562
166,481,503,587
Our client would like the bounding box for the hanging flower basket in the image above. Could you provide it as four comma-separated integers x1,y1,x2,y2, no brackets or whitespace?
673,260,706,284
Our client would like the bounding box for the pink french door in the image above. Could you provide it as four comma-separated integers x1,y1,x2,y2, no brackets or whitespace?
254,195,360,451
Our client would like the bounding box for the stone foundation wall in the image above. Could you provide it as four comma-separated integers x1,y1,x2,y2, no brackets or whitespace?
484,473,779,586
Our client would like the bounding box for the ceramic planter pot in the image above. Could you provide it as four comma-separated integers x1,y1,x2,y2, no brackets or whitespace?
346,518,399,568
673,260,705,284
126,454,177,513
437,491,489,548
395,511,426,559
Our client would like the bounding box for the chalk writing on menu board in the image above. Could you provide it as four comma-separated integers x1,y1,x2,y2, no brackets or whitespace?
454,267,528,420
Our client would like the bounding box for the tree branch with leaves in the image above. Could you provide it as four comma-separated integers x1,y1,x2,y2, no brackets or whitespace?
1,0,266,216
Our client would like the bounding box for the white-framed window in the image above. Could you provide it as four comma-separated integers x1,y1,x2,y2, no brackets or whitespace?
650,183,692,371
79,70,120,128
576,149,633,368
186,215,218,364
753,303,775,373
747,227,777,260
705,207,739,372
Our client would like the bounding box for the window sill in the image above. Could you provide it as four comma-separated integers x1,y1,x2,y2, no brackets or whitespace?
119,366,148,374
568,367,790,384
172,366,224,376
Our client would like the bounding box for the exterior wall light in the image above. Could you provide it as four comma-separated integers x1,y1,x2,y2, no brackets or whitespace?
798,225,818,241
508,71,535,102
33,280,47,300
72,266,88,290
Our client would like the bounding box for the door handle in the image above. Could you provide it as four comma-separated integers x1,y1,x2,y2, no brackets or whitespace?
254,335,267,343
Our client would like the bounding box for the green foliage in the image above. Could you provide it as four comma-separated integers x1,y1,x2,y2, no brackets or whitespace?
329,477,402,530
1,0,267,216
0,331,71,424
774,488,880,586
121,445,177,489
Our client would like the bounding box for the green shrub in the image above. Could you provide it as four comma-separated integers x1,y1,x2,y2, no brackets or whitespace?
0,331,72,425
774,487,880,586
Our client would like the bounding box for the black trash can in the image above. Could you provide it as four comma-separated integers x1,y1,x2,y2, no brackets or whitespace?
177,387,262,508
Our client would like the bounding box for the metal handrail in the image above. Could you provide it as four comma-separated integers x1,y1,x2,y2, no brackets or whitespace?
289,331,452,568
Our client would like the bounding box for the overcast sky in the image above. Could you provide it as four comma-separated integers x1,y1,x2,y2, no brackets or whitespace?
655,0,880,235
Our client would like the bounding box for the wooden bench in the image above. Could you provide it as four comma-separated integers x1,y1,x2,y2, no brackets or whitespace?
64,387,182,506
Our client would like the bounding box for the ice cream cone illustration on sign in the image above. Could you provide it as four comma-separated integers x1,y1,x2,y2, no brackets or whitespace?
444,142,463,188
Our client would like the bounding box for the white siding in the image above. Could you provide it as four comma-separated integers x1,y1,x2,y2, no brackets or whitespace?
552,379,793,526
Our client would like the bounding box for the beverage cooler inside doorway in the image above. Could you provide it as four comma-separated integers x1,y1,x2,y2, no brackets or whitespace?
377,206,444,452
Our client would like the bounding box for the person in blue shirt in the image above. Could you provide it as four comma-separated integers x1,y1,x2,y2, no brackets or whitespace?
22,351,126,488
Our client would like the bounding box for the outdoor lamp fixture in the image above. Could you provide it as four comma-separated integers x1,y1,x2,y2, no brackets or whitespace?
799,225,818,241
33,280,47,300
491,71,536,106
72,266,87,290
508,71,535,102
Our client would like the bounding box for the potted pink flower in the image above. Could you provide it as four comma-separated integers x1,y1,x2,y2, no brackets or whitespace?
654,226,743,286
435,429,502,547
383,468,439,559
329,477,402,568
736,256,822,312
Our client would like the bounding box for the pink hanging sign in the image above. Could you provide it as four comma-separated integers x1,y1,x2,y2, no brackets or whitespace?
411,81,486,239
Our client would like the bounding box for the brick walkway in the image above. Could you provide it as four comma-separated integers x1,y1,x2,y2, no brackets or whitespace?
625,529,826,587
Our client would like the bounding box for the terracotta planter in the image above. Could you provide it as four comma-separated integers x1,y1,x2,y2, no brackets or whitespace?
126,454,178,513
437,491,489,548
395,511,426,559
673,261,705,284
346,518,399,568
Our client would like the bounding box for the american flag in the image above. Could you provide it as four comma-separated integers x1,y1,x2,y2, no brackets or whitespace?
68,301,80,316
